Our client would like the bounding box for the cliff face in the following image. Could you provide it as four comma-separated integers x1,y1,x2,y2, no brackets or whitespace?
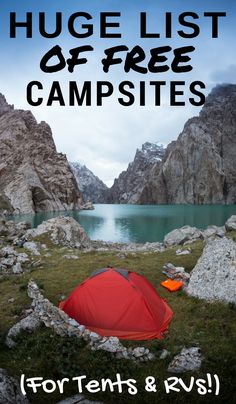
149,84,236,204
107,85,236,205
70,162,108,203
106,142,165,203
0,94,84,214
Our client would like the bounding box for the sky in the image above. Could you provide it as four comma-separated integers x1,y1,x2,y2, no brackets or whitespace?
0,1,235,186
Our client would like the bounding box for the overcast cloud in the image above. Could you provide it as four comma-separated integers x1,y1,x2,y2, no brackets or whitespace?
0,0,235,186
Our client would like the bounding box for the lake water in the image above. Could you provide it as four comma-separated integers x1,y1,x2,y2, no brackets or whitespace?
7,204,236,243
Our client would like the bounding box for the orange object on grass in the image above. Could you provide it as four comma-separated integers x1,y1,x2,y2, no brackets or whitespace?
161,278,183,292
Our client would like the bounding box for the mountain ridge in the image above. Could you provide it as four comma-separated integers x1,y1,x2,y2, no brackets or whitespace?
105,142,166,204
70,162,108,203
0,94,84,214
105,84,236,205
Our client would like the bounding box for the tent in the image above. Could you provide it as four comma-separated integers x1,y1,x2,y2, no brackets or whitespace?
59,267,173,340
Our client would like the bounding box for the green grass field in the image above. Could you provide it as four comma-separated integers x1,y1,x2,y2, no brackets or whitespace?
0,236,235,404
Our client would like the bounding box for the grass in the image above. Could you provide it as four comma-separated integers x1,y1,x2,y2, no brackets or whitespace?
0,237,235,404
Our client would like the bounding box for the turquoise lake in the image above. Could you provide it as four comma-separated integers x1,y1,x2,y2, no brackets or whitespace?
8,204,236,243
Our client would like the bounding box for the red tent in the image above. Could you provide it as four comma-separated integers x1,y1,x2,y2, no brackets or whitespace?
59,267,173,340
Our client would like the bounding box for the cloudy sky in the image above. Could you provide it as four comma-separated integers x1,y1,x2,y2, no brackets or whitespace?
0,0,235,186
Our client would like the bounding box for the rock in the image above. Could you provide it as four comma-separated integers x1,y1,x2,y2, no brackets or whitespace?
133,347,146,357
0,220,8,237
1,246,29,265
44,253,51,257
168,347,202,373
6,313,42,348
0,94,84,214
187,237,236,303
24,308,34,315
90,332,102,342
31,260,42,268
175,267,186,274
94,336,123,353
162,263,190,284
8,298,15,303
12,262,23,274
0,368,29,403
225,215,236,232
25,216,91,249
68,318,80,327
78,325,86,333
1,257,15,267
164,226,203,247
57,394,103,404
202,226,225,239
91,240,164,253
105,142,166,203
70,162,108,204
0,245,29,275
63,254,79,260
104,85,236,205
176,248,191,255
0,208,11,217
155,85,236,204
16,253,29,264
215,230,225,238
160,349,170,359
116,252,127,259
1,246,15,255
0,220,31,238
119,349,129,359
147,352,155,361
23,241,41,255
81,201,95,210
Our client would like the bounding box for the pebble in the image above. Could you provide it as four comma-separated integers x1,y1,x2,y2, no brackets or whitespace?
8,298,15,303
160,349,169,359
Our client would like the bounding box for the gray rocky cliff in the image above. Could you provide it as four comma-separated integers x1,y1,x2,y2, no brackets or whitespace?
70,162,108,203
153,84,236,204
106,84,236,204
106,142,165,203
0,94,84,214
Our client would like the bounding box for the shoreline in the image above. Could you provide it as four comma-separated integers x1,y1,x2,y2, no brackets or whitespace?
1,204,235,245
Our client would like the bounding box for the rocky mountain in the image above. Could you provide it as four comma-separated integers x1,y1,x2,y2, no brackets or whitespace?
106,142,166,203
70,162,108,203
107,84,236,204
0,94,84,214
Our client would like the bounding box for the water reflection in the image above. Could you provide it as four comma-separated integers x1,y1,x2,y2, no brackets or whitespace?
74,204,236,243
6,204,236,243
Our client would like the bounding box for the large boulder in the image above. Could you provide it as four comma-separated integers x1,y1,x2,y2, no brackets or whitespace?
187,237,236,303
25,216,90,248
0,220,31,239
0,368,29,403
164,226,203,247
225,215,236,232
167,347,202,373
6,313,42,348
